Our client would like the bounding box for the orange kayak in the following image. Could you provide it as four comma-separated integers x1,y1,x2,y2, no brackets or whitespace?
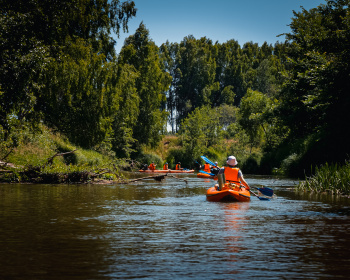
206,182,250,202
139,169,194,173
197,173,217,180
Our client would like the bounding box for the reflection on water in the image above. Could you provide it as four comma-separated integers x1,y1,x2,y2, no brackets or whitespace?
1,174,350,279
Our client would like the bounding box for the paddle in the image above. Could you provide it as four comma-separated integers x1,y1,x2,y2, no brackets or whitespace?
201,156,217,167
254,187,274,197
249,189,270,201
236,183,269,201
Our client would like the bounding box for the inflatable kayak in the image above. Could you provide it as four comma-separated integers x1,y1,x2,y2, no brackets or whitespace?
206,182,250,202
197,172,217,180
139,169,194,173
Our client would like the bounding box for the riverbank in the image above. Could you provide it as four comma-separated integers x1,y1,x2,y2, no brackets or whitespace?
297,161,350,196
0,125,140,184
0,161,124,184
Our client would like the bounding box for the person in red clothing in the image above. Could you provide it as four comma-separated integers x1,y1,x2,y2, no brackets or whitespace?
203,163,211,173
217,156,249,189
163,162,169,170
149,162,156,170
175,162,182,170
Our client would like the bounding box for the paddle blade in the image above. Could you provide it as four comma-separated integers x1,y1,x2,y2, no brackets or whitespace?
256,187,274,197
201,156,216,166
249,190,270,201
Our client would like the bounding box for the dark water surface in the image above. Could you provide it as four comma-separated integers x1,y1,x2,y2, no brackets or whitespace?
1,174,350,279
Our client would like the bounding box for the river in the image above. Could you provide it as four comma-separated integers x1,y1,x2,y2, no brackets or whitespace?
1,173,350,279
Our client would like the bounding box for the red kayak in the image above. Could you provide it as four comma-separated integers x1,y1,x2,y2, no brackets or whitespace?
139,169,194,173
206,182,250,202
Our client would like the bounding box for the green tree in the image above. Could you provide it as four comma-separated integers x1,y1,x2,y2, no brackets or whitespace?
159,41,180,133
277,0,350,169
112,64,139,158
1,0,136,59
0,12,51,138
238,89,281,151
118,23,171,148
38,39,119,148
0,0,136,148
171,36,217,127
178,106,222,161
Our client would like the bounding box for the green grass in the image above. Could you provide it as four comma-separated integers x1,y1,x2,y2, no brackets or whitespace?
1,125,122,183
297,162,350,195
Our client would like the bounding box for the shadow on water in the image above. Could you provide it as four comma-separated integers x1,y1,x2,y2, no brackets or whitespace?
1,173,350,279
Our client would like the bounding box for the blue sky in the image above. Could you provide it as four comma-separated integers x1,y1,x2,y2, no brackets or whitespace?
115,0,326,53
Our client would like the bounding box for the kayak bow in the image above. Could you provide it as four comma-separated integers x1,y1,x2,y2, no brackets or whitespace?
206,182,250,202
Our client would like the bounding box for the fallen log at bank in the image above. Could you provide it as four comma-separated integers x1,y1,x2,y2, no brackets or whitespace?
128,173,168,183
46,149,77,166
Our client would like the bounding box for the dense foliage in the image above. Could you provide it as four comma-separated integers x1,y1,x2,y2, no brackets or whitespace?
1,0,349,178
0,0,137,149
275,0,350,176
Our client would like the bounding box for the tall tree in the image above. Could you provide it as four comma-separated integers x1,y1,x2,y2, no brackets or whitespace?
0,0,136,148
169,36,217,128
160,41,181,133
0,11,51,138
178,106,222,162
278,0,350,168
118,23,171,148
112,64,139,158
39,39,119,148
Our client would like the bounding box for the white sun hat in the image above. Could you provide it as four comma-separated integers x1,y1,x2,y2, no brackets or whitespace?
226,156,238,166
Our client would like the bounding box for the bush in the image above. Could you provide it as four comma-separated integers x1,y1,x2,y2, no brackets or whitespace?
279,153,302,177
202,147,221,163
297,161,350,195
135,151,163,168
165,147,188,169
241,154,260,174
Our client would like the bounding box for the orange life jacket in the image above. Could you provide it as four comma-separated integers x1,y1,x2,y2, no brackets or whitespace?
163,164,168,170
203,163,211,172
175,164,181,170
149,163,156,170
224,166,240,183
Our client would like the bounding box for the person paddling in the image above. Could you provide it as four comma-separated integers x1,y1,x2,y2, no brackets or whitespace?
163,162,169,170
149,162,156,171
203,162,211,173
175,162,182,170
211,161,220,174
217,156,250,189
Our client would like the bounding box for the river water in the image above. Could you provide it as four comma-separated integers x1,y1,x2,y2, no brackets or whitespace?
1,173,350,279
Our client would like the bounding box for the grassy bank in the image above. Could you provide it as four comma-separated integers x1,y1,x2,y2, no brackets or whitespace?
297,162,350,196
0,125,132,183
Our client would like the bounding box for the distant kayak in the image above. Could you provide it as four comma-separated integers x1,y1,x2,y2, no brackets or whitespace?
197,172,217,180
139,169,194,173
206,182,250,202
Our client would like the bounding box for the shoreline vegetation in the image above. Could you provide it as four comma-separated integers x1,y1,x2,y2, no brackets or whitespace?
0,126,188,185
0,126,350,197
0,158,128,185
0,127,132,184
297,162,350,196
